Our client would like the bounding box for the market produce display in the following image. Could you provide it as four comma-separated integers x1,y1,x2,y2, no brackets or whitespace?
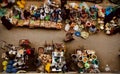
71,48,100,73
0,0,119,73
0,40,66,73
1,39,35,73
0,40,101,73
0,0,119,36
64,2,120,39
36,41,67,73
0,0,63,30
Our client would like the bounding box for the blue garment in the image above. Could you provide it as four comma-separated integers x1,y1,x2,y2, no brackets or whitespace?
89,27,97,33
54,17,58,23
105,6,113,16
34,12,40,18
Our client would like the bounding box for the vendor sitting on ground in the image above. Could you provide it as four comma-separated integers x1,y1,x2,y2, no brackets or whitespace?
23,10,31,19
64,30,74,42
69,14,75,22
40,12,46,20
89,7,97,20
89,25,97,33
70,21,75,29
80,9,88,24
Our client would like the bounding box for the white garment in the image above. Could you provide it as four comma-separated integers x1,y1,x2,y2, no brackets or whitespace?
106,30,111,34
58,15,62,22
50,9,54,14
47,0,52,5
9,18,12,23
73,25,79,31
40,14,46,20
45,7,50,13
94,64,99,68
65,24,70,31
40,9,44,13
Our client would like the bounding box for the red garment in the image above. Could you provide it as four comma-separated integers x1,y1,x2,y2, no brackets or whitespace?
26,49,31,55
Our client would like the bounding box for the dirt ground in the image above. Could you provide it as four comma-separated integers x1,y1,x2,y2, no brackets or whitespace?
0,0,120,73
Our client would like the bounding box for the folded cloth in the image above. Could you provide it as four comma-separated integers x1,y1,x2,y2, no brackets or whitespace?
81,31,89,39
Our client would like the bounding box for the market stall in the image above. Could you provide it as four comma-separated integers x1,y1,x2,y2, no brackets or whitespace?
0,1,120,33
0,0,63,30
71,48,100,73
1,39,36,73
64,2,120,39
36,41,67,73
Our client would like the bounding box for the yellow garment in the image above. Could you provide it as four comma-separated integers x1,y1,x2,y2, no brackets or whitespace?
17,1,25,9
21,0,26,5
74,5,78,9
2,61,8,66
45,63,51,73
3,66,7,71
19,4,24,9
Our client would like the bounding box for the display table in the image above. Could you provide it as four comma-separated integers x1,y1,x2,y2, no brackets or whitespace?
10,17,62,29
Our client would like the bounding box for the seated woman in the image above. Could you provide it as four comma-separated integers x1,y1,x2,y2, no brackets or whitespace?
65,21,73,32
89,7,97,20
64,22,75,42
23,10,31,19
69,14,75,22
80,10,88,24
53,13,58,23
70,21,75,28
64,31,74,42
40,12,46,20
33,10,41,19
89,25,97,33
